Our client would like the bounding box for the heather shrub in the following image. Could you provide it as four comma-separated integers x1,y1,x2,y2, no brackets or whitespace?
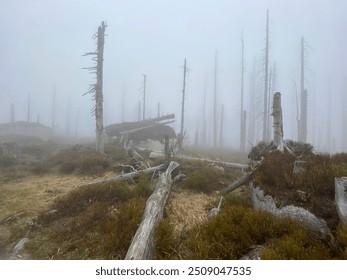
154,204,330,260
183,166,225,193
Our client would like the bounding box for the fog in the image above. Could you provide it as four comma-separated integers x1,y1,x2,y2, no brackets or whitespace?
1,0,347,152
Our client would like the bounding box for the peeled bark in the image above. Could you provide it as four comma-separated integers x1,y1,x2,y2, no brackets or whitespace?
125,161,180,260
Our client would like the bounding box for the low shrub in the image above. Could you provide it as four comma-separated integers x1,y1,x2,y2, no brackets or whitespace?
28,180,150,259
0,155,16,168
30,162,50,174
336,223,347,259
183,166,225,193
48,148,112,175
155,205,333,260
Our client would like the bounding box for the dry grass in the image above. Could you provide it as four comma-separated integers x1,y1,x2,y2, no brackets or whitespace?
0,174,93,255
165,190,217,236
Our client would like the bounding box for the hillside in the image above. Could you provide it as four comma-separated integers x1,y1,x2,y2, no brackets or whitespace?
1,141,347,259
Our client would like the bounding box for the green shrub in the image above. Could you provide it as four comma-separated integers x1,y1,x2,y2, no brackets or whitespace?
184,166,225,193
30,162,50,174
155,205,333,260
48,148,111,175
336,223,347,259
134,172,152,197
0,155,16,168
260,228,331,260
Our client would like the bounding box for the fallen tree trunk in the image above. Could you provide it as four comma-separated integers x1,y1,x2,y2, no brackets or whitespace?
221,172,253,195
177,154,248,171
125,161,180,260
78,163,166,187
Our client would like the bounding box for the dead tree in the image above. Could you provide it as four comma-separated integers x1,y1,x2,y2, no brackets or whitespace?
177,154,248,171
240,32,246,151
83,21,107,153
263,9,270,142
298,37,308,143
142,74,147,120
125,161,180,260
179,58,188,153
219,104,224,147
213,51,218,148
27,94,31,122
202,76,207,146
79,163,166,187
248,58,256,146
272,92,284,151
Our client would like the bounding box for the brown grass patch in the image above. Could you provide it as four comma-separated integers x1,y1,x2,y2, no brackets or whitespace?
165,190,217,236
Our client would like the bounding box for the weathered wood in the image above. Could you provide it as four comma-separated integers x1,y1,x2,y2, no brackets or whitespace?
125,161,180,260
78,163,166,187
83,21,107,154
177,154,248,171
272,92,284,151
221,172,253,195
335,177,347,225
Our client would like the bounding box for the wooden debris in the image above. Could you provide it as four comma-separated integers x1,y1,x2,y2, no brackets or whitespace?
125,161,180,260
78,163,167,187
177,154,248,171
221,172,253,195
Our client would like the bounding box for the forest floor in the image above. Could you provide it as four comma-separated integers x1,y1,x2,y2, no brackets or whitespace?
1,139,346,260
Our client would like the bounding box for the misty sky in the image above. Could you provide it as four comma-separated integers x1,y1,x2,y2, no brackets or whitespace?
1,0,346,151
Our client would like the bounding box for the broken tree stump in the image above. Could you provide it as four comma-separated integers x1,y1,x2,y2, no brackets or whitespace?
335,177,347,225
125,161,179,260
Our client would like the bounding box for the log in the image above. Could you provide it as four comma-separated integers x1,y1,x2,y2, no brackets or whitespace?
78,164,166,187
125,161,180,260
221,172,253,195
177,154,248,171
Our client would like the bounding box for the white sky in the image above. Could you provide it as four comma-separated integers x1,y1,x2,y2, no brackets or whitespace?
1,0,346,150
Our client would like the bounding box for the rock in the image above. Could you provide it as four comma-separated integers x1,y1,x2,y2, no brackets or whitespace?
250,181,332,238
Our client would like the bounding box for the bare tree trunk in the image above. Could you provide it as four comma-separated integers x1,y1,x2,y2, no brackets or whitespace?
214,51,218,148
83,21,107,154
125,161,180,260
299,37,307,143
272,92,284,151
240,32,245,151
242,109,247,148
248,57,256,146
263,9,270,142
179,58,187,153
142,74,146,120
27,94,31,122
95,22,106,153
219,104,224,147
202,76,207,146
